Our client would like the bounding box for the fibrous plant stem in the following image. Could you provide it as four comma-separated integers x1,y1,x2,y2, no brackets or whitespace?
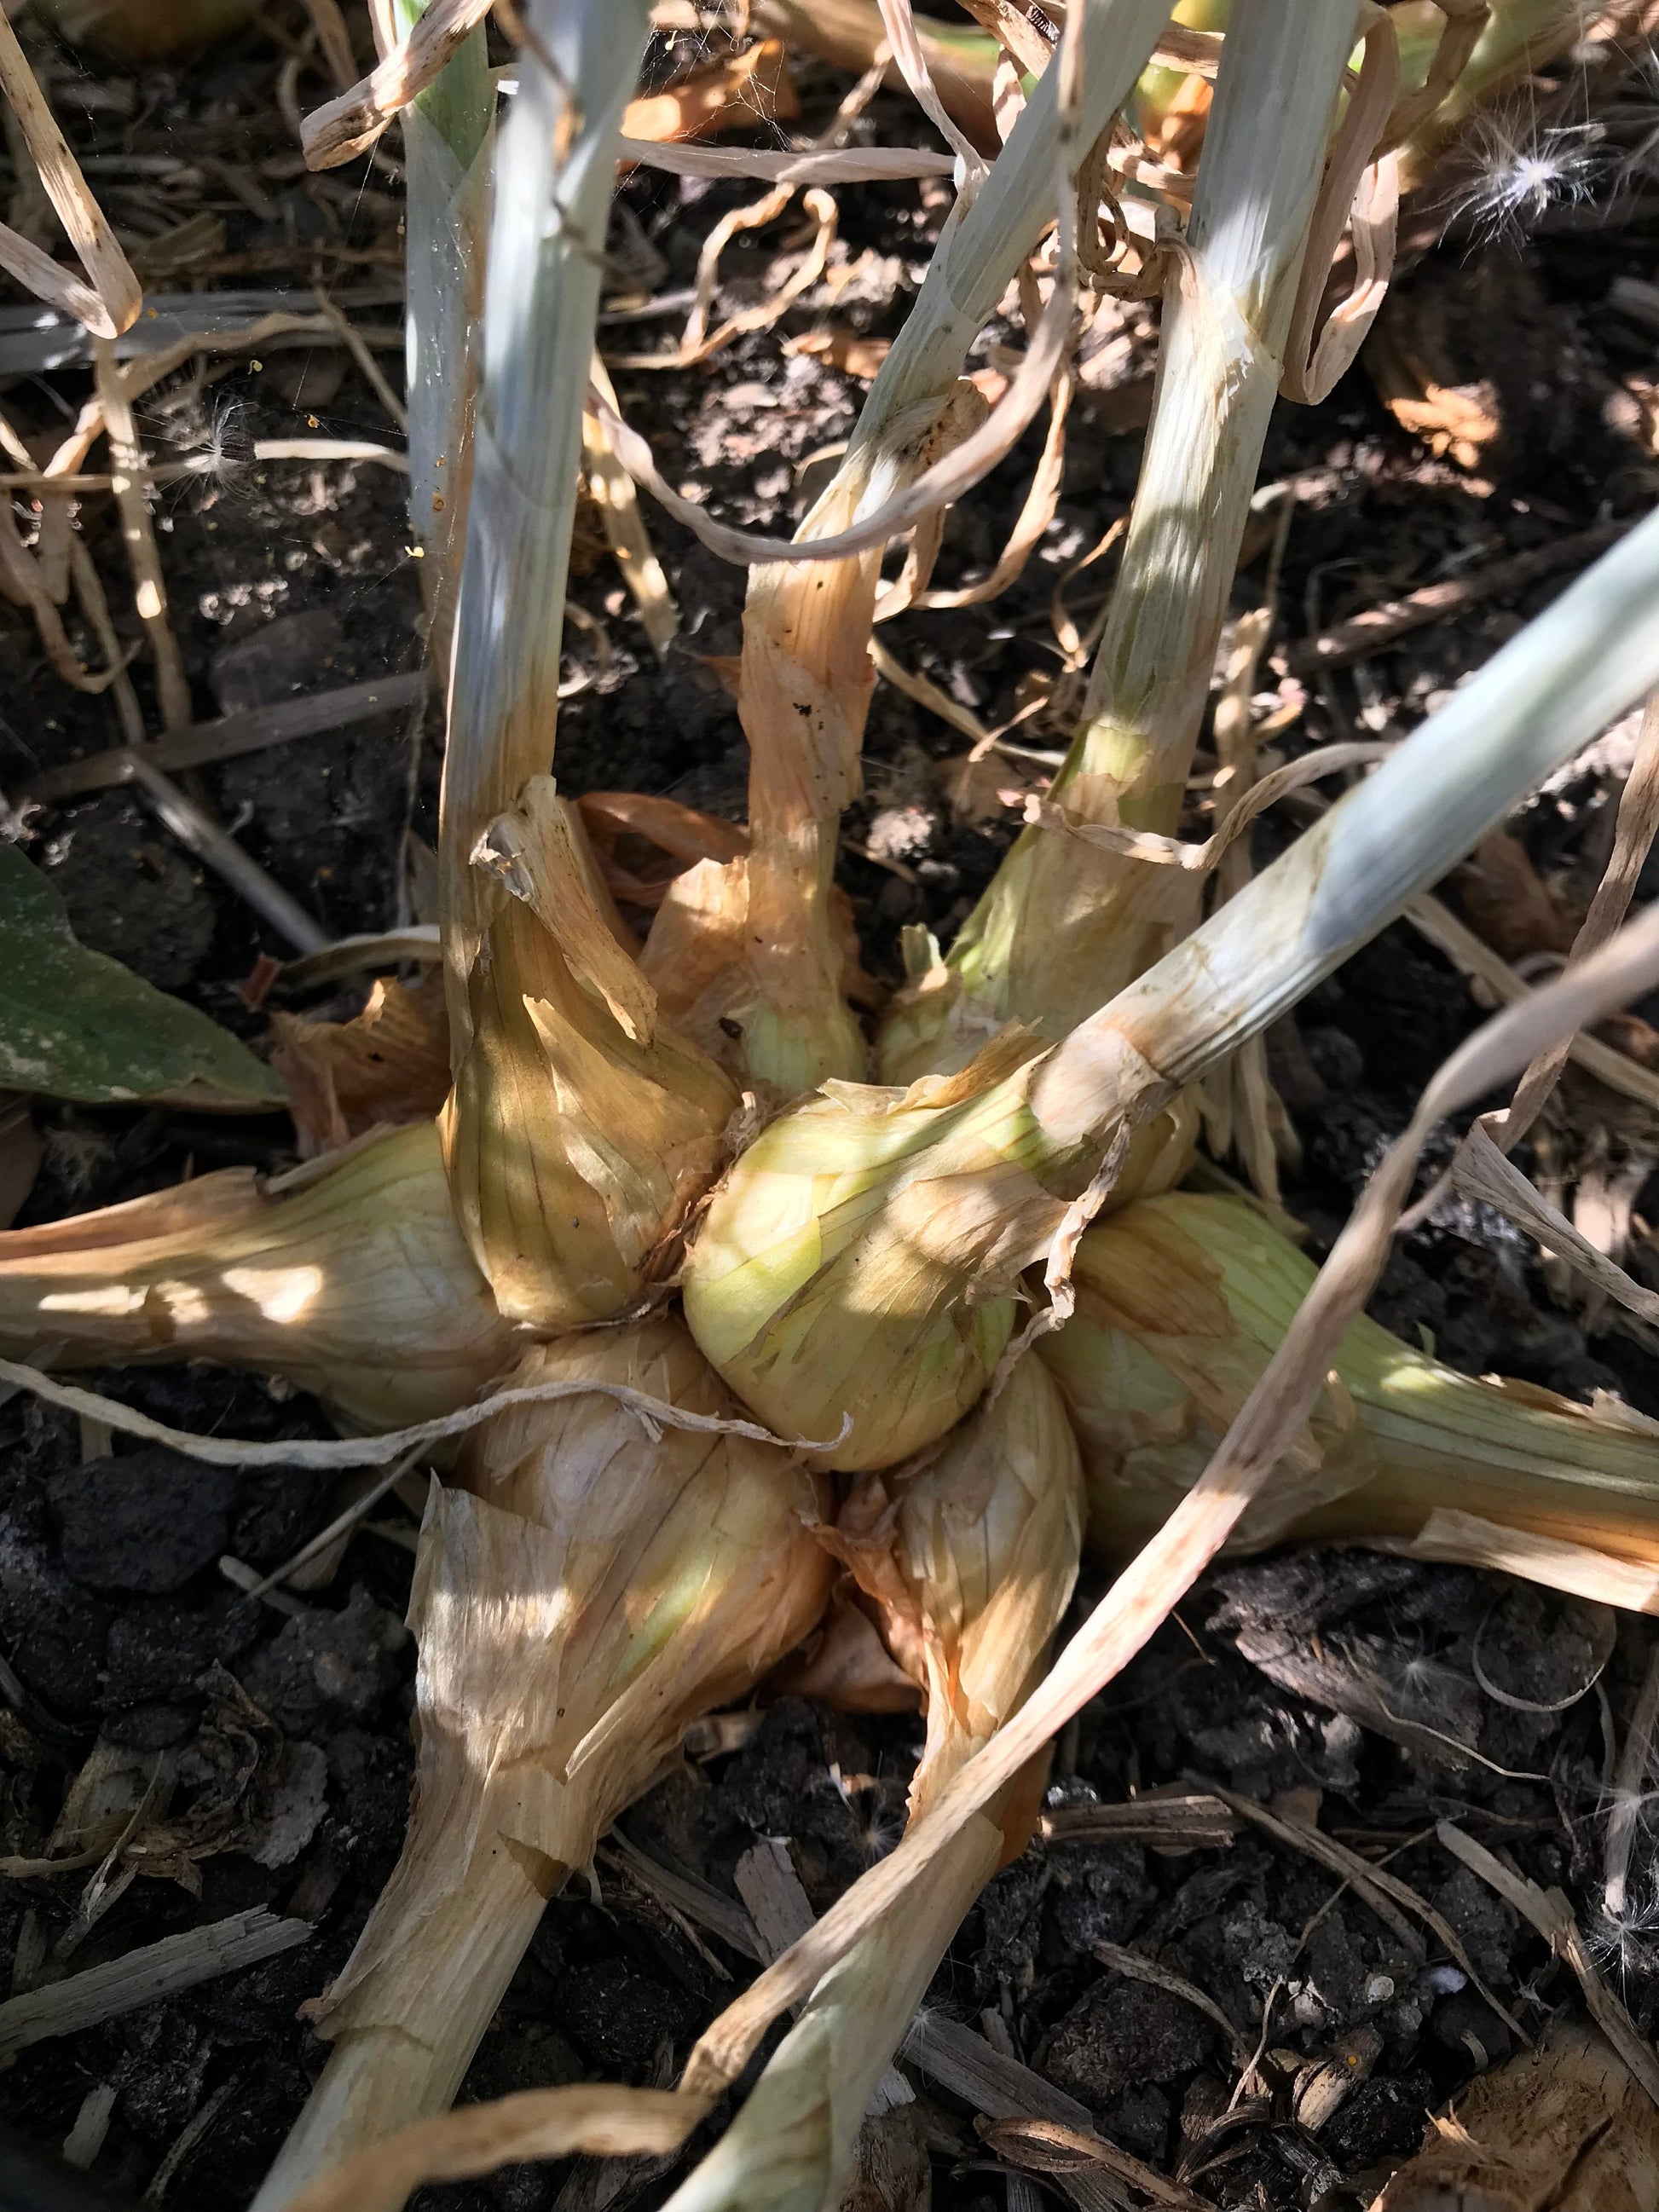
883,0,1366,1077
396,0,492,669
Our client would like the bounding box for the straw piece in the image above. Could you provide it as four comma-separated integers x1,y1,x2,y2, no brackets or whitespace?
615,138,955,184
1448,1119,1659,1329
92,338,191,732
1404,892,1659,1115
284,2089,705,2212
1279,9,1400,406
1296,521,1627,670
1500,689,1659,1148
1090,1939,1251,2069
1395,1511,1659,1616
0,11,140,338
303,0,494,168
584,358,678,656
876,0,986,186
279,927,441,986
26,673,429,802
0,1911,309,2058
1040,1793,1238,1850
125,758,330,956
0,1344,848,1470
587,296,1068,569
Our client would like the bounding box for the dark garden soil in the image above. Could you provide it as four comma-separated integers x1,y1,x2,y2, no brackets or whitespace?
3,10,1659,2211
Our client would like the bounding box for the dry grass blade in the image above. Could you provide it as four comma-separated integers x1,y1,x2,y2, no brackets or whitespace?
876,0,986,184
1026,727,1389,878
283,2088,704,2212
125,756,331,956
1448,1119,1659,1329
899,369,1073,615
1089,1939,1252,2069
1435,1822,1659,2110
0,1911,309,2059
1296,521,1627,671
587,280,1071,569
0,488,123,696
980,2118,1211,2210
1280,8,1400,406
616,139,955,183
1396,1511,1659,1614
92,338,191,732
0,10,139,338
303,0,493,168
1499,689,1659,1148
25,673,431,803
1040,1793,1238,1849
0,1351,842,1470
583,362,678,656
1404,893,1659,1114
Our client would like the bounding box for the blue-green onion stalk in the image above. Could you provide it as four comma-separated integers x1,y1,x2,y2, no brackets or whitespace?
875,0,1367,1087
396,0,494,674
683,505,1659,1473
436,0,738,1331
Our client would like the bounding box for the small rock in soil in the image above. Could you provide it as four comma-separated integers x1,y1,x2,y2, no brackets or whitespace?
0,1486,111,1714
49,1449,236,1593
43,794,217,991
1431,1867,1520,1990
105,1591,262,1706
321,1727,413,1885
1046,1840,1154,1955
546,1952,698,2075
1041,1972,1217,2112
238,1585,406,1736
233,1468,337,1574
211,609,344,714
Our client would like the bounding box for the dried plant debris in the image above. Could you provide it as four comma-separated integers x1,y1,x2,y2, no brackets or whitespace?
1372,2021,1659,2210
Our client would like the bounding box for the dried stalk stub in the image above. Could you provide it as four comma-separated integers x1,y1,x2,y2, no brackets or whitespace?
444,781,737,1326
876,0,1363,1087
646,396,982,1098
254,1316,832,2212
0,1121,519,1433
661,1356,1083,2212
1040,1193,1659,1564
